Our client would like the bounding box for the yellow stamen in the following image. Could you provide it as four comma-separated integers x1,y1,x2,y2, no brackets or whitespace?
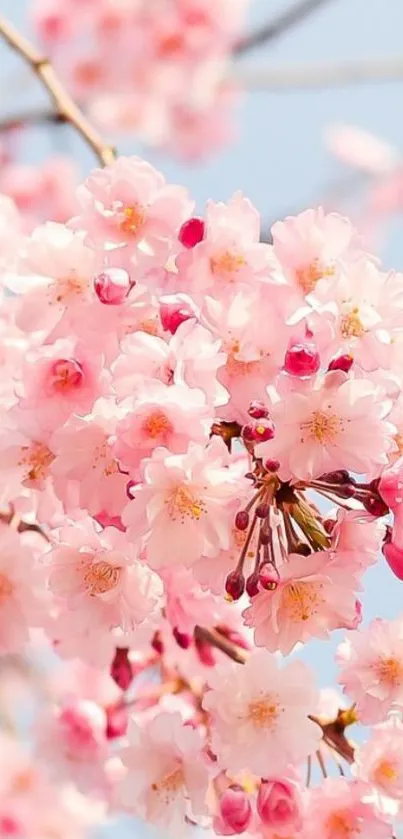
281,581,324,623
300,410,342,444
166,487,206,523
340,307,365,339
248,695,279,729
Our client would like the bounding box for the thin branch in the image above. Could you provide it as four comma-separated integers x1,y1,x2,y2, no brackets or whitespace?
194,626,248,665
234,0,333,57
0,16,116,167
235,57,403,91
0,108,66,133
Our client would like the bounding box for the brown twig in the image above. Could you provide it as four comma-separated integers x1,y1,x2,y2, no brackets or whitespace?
194,626,248,665
234,0,333,57
0,16,116,167
0,108,66,134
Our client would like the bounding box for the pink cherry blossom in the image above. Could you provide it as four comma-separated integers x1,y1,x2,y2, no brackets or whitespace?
203,650,321,776
119,711,210,832
123,437,249,569
243,552,362,655
303,778,391,839
337,617,403,723
354,720,403,804
0,523,45,654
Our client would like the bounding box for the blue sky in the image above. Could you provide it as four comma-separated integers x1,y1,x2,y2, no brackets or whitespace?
1,0,403,834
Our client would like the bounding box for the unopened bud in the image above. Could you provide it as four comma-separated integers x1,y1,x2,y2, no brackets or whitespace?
328,353,354,373
248,400,269,419
173,627,192,649
110,648,133,691
179,217,205,249
246,572,260,597
159,294,196,334
284,341,320,377
105,703,128,740
194,636,215,667
264,459,280,472
225,570,245,601
362,494,389,518
259,564,280,591
219,786,252,834
235,510,250,531
94,268,133,305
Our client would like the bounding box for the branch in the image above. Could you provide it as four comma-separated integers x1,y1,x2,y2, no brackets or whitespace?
234,0,333,57
194,626,247,665
0,16,116,167
235,57,403,91
0,108,66,134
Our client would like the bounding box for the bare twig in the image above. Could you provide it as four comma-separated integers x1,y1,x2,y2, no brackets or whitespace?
234,0,333,56
194,626,248,665
235,57,403,91
0,16,116,167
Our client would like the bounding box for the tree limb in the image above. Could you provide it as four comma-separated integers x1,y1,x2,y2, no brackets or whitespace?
0,16,116,167
234,0,334,57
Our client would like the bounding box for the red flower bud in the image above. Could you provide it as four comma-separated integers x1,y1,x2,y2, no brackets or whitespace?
159,294,196,334
110,648,133,691
248,400,269,419
328,353,354,373
284,342,320,378
259,564,279,591
94,268,133,305
235,510,250,531
179,217,205,249
219,786,252,834
225,570,245,600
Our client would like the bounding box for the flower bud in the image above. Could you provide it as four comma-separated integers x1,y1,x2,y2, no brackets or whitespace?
105,703,128,740
151,631,164,655
257,779,303,833
284,342,320,378
219,786,252,834
265,459,280,472
159,294,196,334
361,494,389,518
246,572,260,597
225,570,245,601
194,636,215,667
248,400,269,419
110,647,133,691
94,268,133,305
259,564,280,591
179,217,205,249
328,353,353,373
243,419,275,444
173,626,192,649
235,510,250,531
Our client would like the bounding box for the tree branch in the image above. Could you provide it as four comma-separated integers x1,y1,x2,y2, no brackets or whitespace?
0,16,116,167
194,626,248,665
235,57,403,91
234,0,333,57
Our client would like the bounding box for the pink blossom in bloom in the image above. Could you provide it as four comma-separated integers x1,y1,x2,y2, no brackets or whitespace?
114,380,212,471
123,437,249,569
19,339,107,430
256,375,396,481
119,711,210,833
303,778,391,839
203,650,321,776
271,207,362,299
330,508,385,571
337,617,403,723
354,720,403,804
72,156,193,274
50,399,129,518
0,524,45,654
44,517,163,639
243,552,362,655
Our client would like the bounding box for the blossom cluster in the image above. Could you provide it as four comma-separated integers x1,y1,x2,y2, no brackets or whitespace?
32,0,250,158
1,154,403,837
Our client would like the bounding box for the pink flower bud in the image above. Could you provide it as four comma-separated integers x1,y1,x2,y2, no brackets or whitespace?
219,786,252,834
105,703,128,739
246,572,260,597
248,400,269,419
225,570,245,600
259,564,280,591
328,353,354,373
243,419,275,444
235,510,250,531
179,217,205,248
265,459,280,472
284,342,320,378
383,541,403,580
173,626,192,649
94,268,133,305
48,358,83,394
194,636,215,667
159,294,196,334
257,779,303,833
110,647,133,691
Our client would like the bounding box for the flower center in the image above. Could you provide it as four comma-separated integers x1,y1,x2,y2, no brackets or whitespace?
394,432,403,455
0,572,13,604
373,759,398,786
20,441,55,483
340,307,365,339
300,410,342,444
82,560,121,595
295,259,335,294
48,359,84,394
281,581,324,622
151,765,184,799
375,656,403,687
119,204,146,236
51,274,88,304
210,250,246,278
248,694,280,729
142,410,173,441
325,810,358,839
166,486,206,523
93,440,119,477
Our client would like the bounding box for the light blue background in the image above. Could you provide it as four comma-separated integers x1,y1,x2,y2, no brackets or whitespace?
1,0,403,835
